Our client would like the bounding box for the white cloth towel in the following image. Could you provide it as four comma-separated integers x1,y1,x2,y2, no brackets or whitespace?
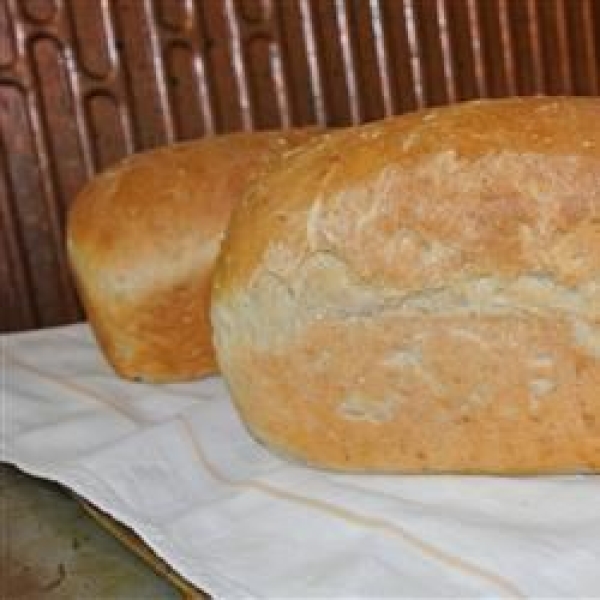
3,324,600,598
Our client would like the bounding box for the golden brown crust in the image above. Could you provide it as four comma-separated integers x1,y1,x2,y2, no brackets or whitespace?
212,97,600,472
67,130,318,382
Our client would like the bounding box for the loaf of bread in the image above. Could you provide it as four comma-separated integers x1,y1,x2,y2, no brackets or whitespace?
212,97,600,473
67,130,317,382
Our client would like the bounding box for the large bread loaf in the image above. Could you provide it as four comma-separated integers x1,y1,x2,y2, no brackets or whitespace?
212,97,600,473
68,130,317,382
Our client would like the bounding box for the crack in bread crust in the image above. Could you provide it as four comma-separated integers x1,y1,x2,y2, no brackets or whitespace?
211,98,600,472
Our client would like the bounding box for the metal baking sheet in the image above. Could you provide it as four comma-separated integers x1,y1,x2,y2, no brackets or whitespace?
1,0,598,332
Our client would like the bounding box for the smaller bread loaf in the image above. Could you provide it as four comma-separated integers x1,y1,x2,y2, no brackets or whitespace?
212,97,600,473
67,130,317,382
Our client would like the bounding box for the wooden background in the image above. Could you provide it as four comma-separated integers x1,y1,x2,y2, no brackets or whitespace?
1,0,599,332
